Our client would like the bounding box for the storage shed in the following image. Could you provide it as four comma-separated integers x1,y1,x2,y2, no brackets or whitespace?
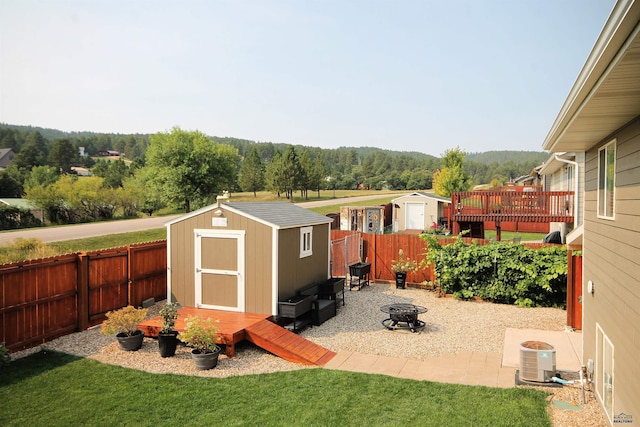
391,192,451,232
339,206,385,234
166,201,333,316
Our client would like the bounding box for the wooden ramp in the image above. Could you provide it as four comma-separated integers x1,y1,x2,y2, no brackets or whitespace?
138,307,335,366
245,319,336,366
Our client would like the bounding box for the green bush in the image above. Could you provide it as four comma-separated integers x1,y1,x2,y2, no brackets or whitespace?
0,342,11,368
0,238,58,264
0,205,42,230
421,234,567,307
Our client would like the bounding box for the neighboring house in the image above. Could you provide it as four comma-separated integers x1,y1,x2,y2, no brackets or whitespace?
97,150,120,157
70,167,92,176
538,152,585,243
542,0,640,422
0,198,45,223
339,206,385,234
165,201,333,316
0,148,16,169
391,192,450,232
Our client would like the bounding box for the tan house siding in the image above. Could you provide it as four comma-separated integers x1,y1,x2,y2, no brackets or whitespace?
583,118,640,419
277,224,329,300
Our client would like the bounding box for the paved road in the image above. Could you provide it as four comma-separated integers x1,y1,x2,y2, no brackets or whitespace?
0,194,402,244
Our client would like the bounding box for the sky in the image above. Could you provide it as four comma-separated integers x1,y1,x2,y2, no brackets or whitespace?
0,0,615,157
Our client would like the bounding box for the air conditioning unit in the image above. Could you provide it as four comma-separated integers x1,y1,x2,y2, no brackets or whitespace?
519,341,556,382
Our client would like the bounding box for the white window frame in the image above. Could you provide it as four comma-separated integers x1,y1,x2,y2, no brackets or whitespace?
596,323,615,423
597,140,616,219
300,226,312,258
565,165,573,192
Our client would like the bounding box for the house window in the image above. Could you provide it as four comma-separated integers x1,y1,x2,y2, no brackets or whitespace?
597,140,616,219
300,226,312,258
596,324,614,422
565,165,573,191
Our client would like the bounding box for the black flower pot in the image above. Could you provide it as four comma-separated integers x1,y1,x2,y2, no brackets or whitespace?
158,331,179,358
116,330,144,351
395,272,407,289
191,347,221,370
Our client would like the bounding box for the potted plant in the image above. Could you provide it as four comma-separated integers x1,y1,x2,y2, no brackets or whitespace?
391,249,417,289
178,315,221,370
158,301,180,358
100,305,148,351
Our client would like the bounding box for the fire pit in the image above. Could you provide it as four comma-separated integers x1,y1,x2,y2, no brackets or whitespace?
380,303,427,333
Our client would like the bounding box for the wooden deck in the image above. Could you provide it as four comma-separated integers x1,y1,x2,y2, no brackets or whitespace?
137,307,335,365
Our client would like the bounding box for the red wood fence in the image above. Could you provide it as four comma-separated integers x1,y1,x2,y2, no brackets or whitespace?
567,250,583,330
1,241,166,352
2,233,572,353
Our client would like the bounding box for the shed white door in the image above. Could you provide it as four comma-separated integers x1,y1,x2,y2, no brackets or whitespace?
405,203,425,230
194,229,245,312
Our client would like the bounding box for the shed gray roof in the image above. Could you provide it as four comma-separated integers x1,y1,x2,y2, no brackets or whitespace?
223,202,333,229
165,201,333,229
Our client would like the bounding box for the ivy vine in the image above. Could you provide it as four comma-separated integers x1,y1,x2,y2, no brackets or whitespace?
420,235,567,308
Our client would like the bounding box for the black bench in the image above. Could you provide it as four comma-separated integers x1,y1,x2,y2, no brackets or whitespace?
299,284,337,326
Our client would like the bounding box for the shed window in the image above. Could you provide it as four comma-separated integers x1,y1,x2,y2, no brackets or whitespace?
300,226,312,258
597,140,615,219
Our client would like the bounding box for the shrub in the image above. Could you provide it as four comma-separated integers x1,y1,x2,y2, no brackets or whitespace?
100,305,148,336
0,238,58,264
178,315,220,353
0,342,11,368
421,234,567,307
159,301,179,333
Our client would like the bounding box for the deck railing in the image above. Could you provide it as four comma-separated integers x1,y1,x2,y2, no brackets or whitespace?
451,190,574,223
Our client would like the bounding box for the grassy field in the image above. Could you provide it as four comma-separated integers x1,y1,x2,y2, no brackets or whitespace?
0,350,552,427
0,189,547,261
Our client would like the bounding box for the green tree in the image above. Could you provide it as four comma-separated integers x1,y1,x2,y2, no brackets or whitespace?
102,159,129,188
265,151,286,198
238,147,265,197
48,139,77,173
0,171,22,197
143,127,239,212
281,146,303,200
12,131,48,171
298,150,312,199
23,166,59,190
309,155,326,198
433,147,472,197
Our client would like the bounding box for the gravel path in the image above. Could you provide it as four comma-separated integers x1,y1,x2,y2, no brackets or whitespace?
11,283,606,426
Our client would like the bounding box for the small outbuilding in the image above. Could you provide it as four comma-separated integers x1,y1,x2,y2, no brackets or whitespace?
339,206,385,234
165,201,333,316
391,192,451,232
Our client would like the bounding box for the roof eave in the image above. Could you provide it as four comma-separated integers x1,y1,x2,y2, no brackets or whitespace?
543,0,640,153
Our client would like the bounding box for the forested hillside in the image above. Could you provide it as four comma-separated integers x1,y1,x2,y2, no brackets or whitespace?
1,123,550,227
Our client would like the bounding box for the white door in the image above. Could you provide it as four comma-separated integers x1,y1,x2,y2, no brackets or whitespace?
194,229,245,311
406,203,425,230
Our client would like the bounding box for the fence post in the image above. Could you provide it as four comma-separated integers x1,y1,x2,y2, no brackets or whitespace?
127,245,134,306
77,253,89,331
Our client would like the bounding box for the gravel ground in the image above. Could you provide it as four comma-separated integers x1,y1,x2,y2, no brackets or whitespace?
11,282,607,426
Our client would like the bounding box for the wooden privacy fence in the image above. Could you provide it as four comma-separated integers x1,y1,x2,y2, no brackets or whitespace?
331,231,437,284
0,241,166,352
330,231,558,286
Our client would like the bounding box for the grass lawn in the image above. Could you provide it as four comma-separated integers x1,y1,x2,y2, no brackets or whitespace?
0,351,551,427
48,228,167,254
483,230,547,242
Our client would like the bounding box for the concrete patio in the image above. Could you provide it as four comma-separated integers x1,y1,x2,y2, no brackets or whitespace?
323,328,583,388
